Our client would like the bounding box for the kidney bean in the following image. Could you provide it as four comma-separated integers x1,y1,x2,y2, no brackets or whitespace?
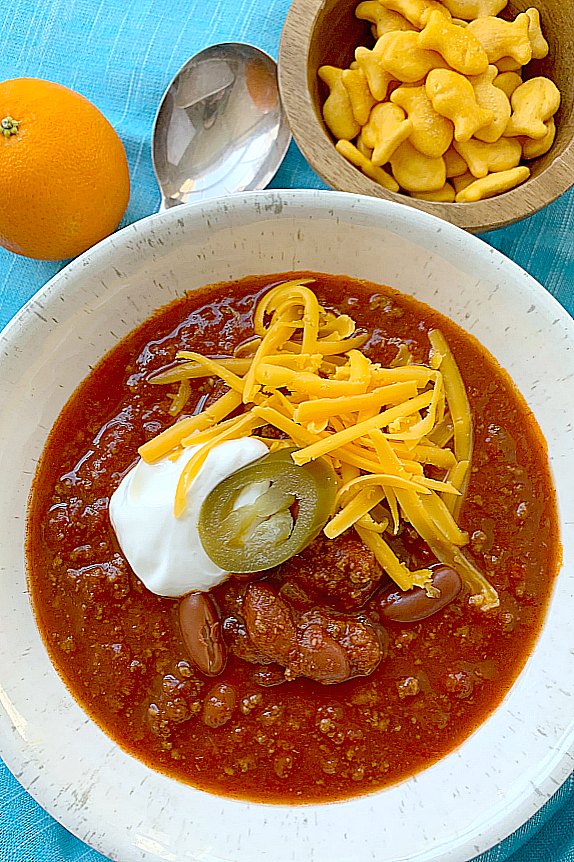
377,565,462,623
243,583,298,665
223,614,273,665
179,592,227,676
294,623,351,684
202,681,237,728
300,608,385,678
336,616,387,676
252,664,287,687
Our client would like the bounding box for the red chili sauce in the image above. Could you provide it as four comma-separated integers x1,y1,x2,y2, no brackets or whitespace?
26,273,560,803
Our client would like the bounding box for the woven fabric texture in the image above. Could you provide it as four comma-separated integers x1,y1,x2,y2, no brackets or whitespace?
0,1,573,860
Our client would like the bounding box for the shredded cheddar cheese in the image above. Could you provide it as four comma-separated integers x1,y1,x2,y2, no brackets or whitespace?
139,278,499,610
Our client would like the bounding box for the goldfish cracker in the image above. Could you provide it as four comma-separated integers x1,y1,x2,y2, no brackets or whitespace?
495,57,522,73
355,1,413,37
336,140,400,191
354,46,394,101
425,68,493,142
342,68,377,125
525,8,549,60
452,170,476,193
521,118,556,159
443,145,468,177
440,0,507,17
469,65,511,143
454,136,522,177
390,84,453,157
362,102,414,165
411,181,456,201
493,71,522,100
418,11,489,76
455,165,530,201
389,139,447,191
319,66,361,140
467,14,532,66
379,0,452,29
375,30,448,83
356,131,374,159
504,77,561,139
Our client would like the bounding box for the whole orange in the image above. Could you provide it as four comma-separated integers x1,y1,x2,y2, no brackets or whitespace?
0,78,130,260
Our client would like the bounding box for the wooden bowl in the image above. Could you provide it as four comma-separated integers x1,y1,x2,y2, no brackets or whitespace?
278,0,574,232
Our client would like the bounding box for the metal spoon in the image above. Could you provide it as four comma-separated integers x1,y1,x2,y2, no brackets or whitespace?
152,43,291,209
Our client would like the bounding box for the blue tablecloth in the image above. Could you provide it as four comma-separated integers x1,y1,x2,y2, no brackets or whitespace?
1,1,573,860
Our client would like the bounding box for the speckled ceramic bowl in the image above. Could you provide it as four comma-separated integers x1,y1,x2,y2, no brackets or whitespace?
0,190,573,862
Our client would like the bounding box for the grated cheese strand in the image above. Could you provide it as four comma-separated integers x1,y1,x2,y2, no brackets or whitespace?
444,460,470,514
139,388,242,463
324,486,386,539
293,381,419,425
149,356,252,385
291,390,434,465
168,379,191,416
428,329,472,519
355,525,433,593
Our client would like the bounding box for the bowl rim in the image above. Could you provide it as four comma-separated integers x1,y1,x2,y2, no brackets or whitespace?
1,188,574,862
277,0,574,233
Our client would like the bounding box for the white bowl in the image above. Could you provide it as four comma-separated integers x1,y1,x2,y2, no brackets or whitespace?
0,190,573,862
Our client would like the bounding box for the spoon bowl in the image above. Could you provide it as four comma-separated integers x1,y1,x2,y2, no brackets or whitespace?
152,43,291,208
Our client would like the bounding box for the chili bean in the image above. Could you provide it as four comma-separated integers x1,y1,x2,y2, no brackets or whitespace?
300,608,385,678
336,615,387,676
252,665,287,687
243,583,298,665
179,592,226,676
295,623,351,685
223,614,273,665
202,681,237,728
377,565,462,623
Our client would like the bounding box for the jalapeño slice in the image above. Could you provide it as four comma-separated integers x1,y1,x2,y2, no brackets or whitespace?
198,448,338,572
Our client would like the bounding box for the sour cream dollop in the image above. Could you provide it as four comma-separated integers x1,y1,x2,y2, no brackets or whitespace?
109,436,268,597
